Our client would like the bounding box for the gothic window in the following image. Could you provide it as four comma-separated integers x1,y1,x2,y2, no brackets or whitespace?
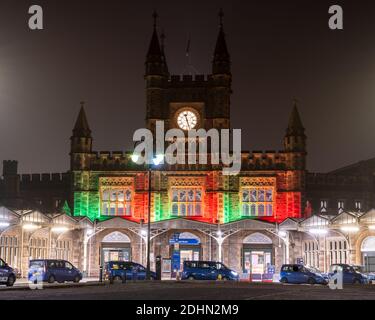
241,188,274,217
0,236,19,269
28,237,47,261
171,188,202,217
320,200,328,213
329,239,348,265
56,240,72,261
355,200,362,211
101,188,133,217
338,200,345,214
303,240,319,269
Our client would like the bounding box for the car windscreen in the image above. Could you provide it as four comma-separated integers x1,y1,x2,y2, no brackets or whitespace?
306,267,320,273
353,266,364,273
29,261,45,268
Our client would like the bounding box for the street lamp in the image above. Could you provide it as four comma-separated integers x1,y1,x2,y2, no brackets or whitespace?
0,222,10,228
132,152,164,280
309,228,328,235
51,226,70,233
22,223,40,231
340,226,360,233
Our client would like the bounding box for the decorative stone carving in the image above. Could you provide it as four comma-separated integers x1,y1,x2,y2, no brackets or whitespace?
100,177,134,187
169,176,205,187
240,177,276,187
102,231,131,243
243,232,273,244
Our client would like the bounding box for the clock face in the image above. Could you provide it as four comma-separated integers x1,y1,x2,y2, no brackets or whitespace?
177,110,198,130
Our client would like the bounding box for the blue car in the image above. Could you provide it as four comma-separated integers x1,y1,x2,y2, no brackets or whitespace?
104,261,157,282
0,258,16,287
329,264,368,285
28,259,82,284
181,261,239,281
280,264,328,285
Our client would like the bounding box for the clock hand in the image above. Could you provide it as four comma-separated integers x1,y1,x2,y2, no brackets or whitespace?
185,115,191,130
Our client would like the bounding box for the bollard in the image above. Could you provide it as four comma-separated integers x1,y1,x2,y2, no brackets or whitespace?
156,256,162,281
99,265,103,283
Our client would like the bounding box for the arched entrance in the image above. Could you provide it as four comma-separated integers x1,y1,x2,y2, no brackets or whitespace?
169,232,201,272
361,236,375,272
101,231,132,264
242,233,273,277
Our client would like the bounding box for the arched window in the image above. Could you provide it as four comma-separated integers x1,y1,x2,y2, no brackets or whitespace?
101,188,133,217
241,187,274,217
171,188,203,217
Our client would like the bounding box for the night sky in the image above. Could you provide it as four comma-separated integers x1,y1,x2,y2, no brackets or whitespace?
0,0,375,174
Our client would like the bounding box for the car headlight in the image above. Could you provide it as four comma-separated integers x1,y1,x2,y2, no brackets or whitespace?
231,271,238,276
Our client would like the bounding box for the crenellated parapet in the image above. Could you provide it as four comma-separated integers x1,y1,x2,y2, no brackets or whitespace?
19,173,70,185
241,151,287,171
168,74,210,87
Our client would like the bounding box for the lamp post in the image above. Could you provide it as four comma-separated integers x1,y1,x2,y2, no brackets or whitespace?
132,153,163,280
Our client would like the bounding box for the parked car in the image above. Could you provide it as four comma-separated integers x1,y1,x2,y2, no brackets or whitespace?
0,258,16,287
280,264,328,285
366,273,375,283
181,261,239,281
28,259,82,284
104,261,157,282
329,264,368,285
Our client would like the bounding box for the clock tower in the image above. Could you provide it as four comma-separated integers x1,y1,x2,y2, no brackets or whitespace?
145,10,232,136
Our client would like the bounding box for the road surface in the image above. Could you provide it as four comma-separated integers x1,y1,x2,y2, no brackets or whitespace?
0,281,375,300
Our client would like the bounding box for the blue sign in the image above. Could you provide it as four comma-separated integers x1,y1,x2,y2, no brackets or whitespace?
172,251,180,272
169,232,200,246
267,265,276,274
169,238,200,245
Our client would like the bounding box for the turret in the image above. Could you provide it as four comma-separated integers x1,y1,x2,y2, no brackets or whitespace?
70,103,92,171
2,160,19,198
210,9,232,126
212,9,231,76
284,102,307,169
145,11,169,128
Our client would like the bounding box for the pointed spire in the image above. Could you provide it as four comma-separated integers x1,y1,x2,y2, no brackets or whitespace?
145,11,168,76
73,102,91,138
147,10,161,58
160,29,169,75
219,8,224,28
213,9,231,75
153,10,158,28
286,100,305,137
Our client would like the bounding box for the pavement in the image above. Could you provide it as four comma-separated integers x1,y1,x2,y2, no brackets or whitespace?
1,280,375,300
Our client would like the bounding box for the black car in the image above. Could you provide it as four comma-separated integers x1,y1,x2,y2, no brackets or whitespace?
0,258,16,287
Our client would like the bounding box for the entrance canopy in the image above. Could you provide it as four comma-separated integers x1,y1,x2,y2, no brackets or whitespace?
361,236,375,252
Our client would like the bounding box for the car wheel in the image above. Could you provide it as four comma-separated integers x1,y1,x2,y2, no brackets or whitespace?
114,276,123,283
6,275,15,287
308,278,316,285
280,277,288,284
353,279,361,285
48,275,55,284
188,276,195,281
73,276,80,283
